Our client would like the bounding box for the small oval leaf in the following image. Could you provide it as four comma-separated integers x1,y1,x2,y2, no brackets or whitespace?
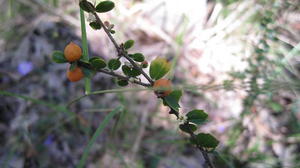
89,22,101,30
52,51,67,63
122,65,131,76
108,59,121,70
129,68,141,77
117,79,128,86
149,58,171,80
124,40,134,50
132,53,145,62
179,123,197,133
122,65,141,77
89,57,106,69
79,0,95,13
164,90,182,112
96,0,115,13
191,133,219,149
186,109,208,125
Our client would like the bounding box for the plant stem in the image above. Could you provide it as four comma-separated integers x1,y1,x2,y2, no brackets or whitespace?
90,10,154,85
79,4,215,167
77,61,151,87
169,108,215,168
189,131,215,168
80,8,92,94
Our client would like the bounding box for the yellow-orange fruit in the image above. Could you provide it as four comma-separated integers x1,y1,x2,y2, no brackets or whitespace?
67,67,84,82
64,42,82,62
153,79,172,97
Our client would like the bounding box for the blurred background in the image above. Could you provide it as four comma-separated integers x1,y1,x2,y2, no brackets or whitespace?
1,0,300,167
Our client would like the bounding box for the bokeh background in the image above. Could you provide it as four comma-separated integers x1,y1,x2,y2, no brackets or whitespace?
1,0,300,167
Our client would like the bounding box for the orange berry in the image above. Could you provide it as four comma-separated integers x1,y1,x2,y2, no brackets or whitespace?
64,42,82,62
153,79,172,97
67,66,84,82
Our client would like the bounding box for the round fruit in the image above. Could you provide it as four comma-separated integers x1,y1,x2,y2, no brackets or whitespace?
67,66,84,82
153,79,172,97
64,42,82,62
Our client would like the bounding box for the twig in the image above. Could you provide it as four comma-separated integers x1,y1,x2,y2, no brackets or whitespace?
168,108,215,168
90,10,154,85
189,130,215,168
78,61,151,87
78,2,215,167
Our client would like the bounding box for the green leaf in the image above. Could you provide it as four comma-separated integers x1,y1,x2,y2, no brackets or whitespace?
191,133,219,149
89,57,106,69
122,65,141,77
117,79,128,86
124,40,134,50
70,62,77,71
179,123,197,133
79,0,95,13
129,68,141,77
122,65,131,76
89,22,101,30
164,90,182,112
110,30,115,34
132,53,145,62
108,59,121,70
95,0,115,13
186,109,208,125
52,51,67,63
149,58,171,80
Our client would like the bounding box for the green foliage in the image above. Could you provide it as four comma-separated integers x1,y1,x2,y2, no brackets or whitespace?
122,65,141,77
117,79,129,86
69,62,77,71
89,22,101,30
124,40,134,50
186,110,208,125
108,59,121,70
96,1,115,13
79,0,95,13
131,53,145,62
89,57,106,69
52,51,67,63
179,123,197,133
191,133,219,149
164,90,182,112
149,58,171,80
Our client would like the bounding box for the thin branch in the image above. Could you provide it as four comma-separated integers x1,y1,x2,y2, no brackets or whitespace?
169,107,215,168
79,3,215,167
188,130,215,168
90,10,154,85
78,61,151,87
